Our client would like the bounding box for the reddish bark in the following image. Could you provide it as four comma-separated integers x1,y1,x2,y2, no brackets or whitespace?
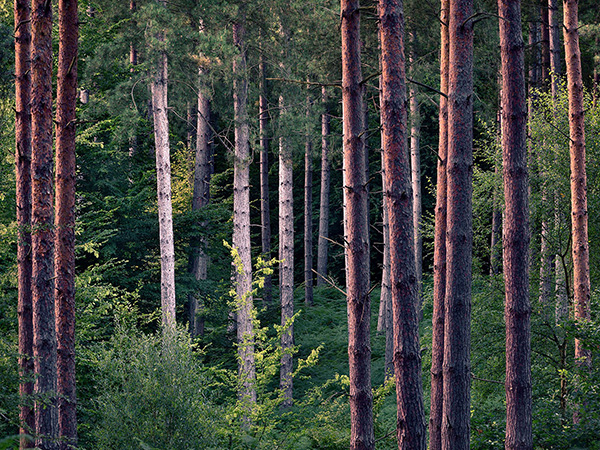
379,0,426,448
563,0,591,367
341,0,374,448
429,0,448,448
15,0,34,446
31,0,58,447
55,0,79,448
499,0,533,447
442,0,473,447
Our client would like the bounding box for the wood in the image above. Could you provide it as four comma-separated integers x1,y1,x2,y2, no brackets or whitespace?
304,93,314,306
316,87,331,287
341,0,374,447
31,0,58,447
55,0,79,447
15,0,34,446
379,0,426,448
498,0,533,447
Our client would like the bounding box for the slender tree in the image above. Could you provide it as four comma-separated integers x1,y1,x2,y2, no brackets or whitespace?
379,0,426,448
498,0,532,447
304,93,314,306
563,0,591,368
429,0,449,447
151,0,176,331
316,86,331,287
15,0,34,446
31,0,58,447
259,52,273,304
442,0,474,447
55,0,79,448
232,11,256,406
341,0,374,447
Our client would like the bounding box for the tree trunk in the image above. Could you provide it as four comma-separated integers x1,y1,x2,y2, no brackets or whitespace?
429,1,448,448
188,62,211,338
279,94,294,407
540,3,550,84
379,1,426,448
31,0,58,447
15,0,34,446
498,0,533,447
55,1,78,448
304,94,314,306
316,86,331,287
151,0,176,331
563,0,591,367
129,0,137,69
259,52,273,305
442,0,474,447
341,1,374,448
232,15,256,406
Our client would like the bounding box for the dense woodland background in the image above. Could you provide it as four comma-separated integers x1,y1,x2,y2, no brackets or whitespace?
1,0,600,448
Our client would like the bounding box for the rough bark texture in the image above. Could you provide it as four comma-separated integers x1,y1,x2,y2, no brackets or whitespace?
316,87,331,287
499,0,533,447
55,0,78,448
304,94,314,306
188,64,211,338
279,94,294,407
379,1,426,448
232,16,256,405
442,0,473,447
15,0,35,446
429,0,448,448
548,0,560,98
341,1,374,448
259,53,273,304
563,0,591,367
151,0,176,331
31,0,58,447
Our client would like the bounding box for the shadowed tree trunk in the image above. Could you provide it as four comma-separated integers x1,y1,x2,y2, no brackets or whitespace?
31,0,58,447
316,87,331,287
379,0,426,448
498,0,533,447
304,93,314,306
151,0,176,331
279,94,294,407
442,0,474,447
232,13,256,407
341,0,374,447
563,0,591,369
259,52,272,305
541,2,550,84
429,1,448,448
129,1,137,68
15,0,34,446
55,0,78,448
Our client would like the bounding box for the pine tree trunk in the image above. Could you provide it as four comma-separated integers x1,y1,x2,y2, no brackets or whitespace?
563,0,591,367
15,0,35,446
379,1,426,448
304,94,314,306
341,1,374,447
151,1,176,331
129,1,137,69
429,0,449,448
188,63,211,338
55,1,78,448
499,0,533,447
31,0,58,447
279,94,295,407
442,0,474,446
259,53,272,305
316,87,331,287
232,15,256,406
540,3,550,84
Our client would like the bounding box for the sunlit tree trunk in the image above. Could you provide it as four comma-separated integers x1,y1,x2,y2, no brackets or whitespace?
341,0,374,447
15,0,34,446
499,0,533,447
316,87,331,287
442,0,474,447
429,2,448,449
55,1,78,448
232,14,256,406
31,0,58,447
